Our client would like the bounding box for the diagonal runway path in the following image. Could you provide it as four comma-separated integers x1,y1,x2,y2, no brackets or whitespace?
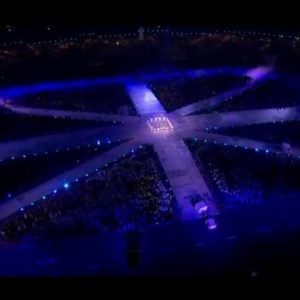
0,139,140,220
0,124,136,161
171,66,272,116
184,106,300,130
189,132,300,158
209,107,300,128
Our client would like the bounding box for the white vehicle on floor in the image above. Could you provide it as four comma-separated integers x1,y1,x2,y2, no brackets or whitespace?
205,218,217,230
194,201,208,215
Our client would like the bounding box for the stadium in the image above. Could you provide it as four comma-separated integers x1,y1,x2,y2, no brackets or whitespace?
0,25,300,280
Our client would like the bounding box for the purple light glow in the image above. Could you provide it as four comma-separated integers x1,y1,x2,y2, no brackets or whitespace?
0,67,249,98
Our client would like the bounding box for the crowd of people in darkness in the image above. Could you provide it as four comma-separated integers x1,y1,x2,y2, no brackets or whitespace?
0,106,109,142
0,142,119,202
0,29,277,87
0,146,175,243
12,84,137,115
216,78,300,112
149,74,250,112
0,36,161,85
188,141,300,209
210,120,300,148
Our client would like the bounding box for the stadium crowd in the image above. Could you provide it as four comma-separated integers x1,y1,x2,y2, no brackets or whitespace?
0,142,119,201
0,146,175,242
189,141,300,209
0,35,161,86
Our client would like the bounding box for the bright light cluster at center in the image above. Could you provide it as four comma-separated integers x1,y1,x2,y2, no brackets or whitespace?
147,116,174,134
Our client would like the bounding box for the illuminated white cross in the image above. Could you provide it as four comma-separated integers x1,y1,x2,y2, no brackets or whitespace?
0,66,281,229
